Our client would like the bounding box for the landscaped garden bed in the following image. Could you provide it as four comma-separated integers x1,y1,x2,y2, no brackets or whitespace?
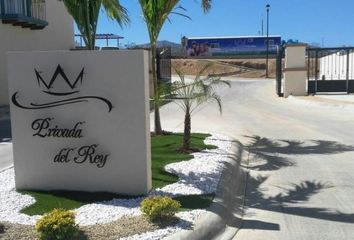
0,133,233,239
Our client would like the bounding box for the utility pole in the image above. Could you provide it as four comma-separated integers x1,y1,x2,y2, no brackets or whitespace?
266,4,270,78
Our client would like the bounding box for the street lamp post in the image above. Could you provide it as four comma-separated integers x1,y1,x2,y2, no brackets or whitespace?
266,4,270,78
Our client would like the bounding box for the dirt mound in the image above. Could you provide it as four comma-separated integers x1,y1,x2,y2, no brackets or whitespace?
172,59,236,76
172,59,276,78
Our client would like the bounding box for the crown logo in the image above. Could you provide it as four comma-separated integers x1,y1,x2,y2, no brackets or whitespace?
35,65,85,96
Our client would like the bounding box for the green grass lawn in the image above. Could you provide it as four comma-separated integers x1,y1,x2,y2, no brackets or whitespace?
20,133,216,216
151,133,216,188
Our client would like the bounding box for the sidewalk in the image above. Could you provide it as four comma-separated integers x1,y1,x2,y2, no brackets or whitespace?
316,94,354,103
287,94,354,110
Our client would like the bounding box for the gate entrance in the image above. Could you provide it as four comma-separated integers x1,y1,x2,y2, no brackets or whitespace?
307,47,354,94
275,46,284,97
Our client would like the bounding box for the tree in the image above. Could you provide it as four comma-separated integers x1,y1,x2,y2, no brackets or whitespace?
172,64,231,150
61,0,129,49
139,0,212,135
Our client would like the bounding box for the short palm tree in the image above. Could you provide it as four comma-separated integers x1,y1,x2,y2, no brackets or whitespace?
172,64,231,150
139,0,212,135
61,0,129,50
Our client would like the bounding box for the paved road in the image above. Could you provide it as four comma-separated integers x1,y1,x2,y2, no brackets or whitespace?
153,79,354,240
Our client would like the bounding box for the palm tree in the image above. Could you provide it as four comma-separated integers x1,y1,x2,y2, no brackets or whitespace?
172,64,231,150
61,0,129,50
139,0,212,135
201,0,212,12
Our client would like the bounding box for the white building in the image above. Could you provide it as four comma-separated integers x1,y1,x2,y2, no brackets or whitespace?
0,0,74,105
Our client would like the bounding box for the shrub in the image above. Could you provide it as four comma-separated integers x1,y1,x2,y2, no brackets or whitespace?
35,209,79,240
140,196,181,221
0,223,4,233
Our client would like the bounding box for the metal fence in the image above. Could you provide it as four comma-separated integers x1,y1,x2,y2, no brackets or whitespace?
307,47,354,94
275,47,284,97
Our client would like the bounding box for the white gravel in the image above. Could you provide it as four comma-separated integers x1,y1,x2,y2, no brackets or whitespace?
153,135,234,196
0,167,40,225
0,134,234,239
120,210,207,240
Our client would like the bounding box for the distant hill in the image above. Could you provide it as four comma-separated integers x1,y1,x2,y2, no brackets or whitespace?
135,40,181,49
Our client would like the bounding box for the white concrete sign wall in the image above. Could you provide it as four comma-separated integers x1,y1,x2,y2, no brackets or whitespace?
283,44,307,97
7,50,151,195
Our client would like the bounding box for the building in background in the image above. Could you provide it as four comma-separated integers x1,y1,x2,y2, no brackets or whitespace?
184,35,281,58
0,0,74,105
75,33,124,49
319,50,354,80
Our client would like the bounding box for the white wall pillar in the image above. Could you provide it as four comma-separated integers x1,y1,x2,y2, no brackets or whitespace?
283,44,307,97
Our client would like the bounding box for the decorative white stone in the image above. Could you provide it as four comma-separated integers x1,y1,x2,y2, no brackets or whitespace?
0,134,233,239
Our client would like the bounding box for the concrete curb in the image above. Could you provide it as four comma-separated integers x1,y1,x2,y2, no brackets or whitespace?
165,140,248,240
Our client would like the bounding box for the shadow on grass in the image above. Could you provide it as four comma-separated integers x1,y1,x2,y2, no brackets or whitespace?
148,216,192,229
19,190,138,216
174,194,215,211
20,191,215,216
76,230,89,240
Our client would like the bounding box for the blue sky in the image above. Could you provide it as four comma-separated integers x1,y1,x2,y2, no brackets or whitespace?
87,0,354,47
